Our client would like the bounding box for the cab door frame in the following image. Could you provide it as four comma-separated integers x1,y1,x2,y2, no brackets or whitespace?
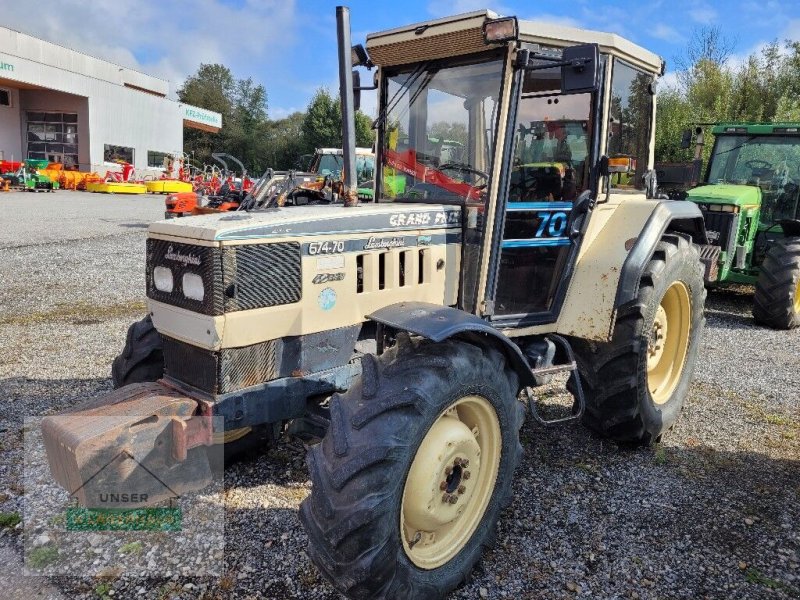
482,48,609,328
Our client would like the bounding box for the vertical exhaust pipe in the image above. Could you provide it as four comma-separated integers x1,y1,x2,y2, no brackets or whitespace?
336,5,359,206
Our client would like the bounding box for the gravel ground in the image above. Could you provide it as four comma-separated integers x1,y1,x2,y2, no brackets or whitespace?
0,191,798,599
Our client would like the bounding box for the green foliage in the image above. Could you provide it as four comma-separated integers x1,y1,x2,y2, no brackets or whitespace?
118,541,143,555
28,545,59,568
94,582,113,599
656,30,800,165
302,88,376,152
179,67,376,172
0,512,21,528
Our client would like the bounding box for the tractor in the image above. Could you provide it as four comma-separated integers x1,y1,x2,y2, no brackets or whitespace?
682,123,800,329
42,7,708,599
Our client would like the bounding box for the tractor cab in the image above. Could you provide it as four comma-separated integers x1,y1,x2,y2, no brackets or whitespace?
687,124,800,284
366,11,667,321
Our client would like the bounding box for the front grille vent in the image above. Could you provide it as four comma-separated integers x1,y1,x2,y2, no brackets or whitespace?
146,239,301,315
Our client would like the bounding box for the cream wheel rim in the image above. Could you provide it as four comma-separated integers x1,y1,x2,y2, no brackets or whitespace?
647,281,691,405
794,279,800,314
400,395,501,569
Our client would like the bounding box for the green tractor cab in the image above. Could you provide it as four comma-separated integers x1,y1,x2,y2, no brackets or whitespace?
687,123,800,328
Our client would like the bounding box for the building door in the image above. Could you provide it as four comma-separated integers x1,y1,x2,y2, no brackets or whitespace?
26,112,79,169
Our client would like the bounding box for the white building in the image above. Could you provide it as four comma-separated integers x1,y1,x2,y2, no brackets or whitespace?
0,26,221,175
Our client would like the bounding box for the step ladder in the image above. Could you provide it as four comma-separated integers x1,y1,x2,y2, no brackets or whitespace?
526,334,586,427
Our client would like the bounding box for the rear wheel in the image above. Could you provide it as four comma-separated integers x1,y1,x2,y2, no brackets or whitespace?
572,234,705,444
753,236,800,329
300,337,524,599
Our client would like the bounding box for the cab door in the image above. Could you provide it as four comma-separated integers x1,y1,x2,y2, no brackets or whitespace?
488,62,597,325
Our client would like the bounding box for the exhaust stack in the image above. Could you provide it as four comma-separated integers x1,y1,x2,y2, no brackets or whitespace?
336,6,359,206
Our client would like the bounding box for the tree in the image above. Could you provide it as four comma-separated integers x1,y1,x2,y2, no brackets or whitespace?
302,87,376,154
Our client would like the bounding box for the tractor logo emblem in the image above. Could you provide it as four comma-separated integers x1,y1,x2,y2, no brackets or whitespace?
164,245,201,266
318,287,337,311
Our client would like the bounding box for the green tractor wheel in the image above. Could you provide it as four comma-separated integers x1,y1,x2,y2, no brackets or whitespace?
753,236,800,329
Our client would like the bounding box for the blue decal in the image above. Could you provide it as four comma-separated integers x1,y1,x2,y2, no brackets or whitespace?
501,239,571,248
506,202,573,211
534,211,569,238
318,287,337,311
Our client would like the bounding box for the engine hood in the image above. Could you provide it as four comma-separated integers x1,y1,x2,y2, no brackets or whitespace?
686,183,761,208
148,203,462,242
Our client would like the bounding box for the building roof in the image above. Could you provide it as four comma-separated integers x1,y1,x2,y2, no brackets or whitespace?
0,25,169,96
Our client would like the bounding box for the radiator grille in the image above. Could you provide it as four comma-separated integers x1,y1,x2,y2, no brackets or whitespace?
162,336,279,395
146,240,301,315
698,206,738,255
221,243,301,311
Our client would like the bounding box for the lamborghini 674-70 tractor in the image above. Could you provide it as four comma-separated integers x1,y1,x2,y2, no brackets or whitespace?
684,123,800,329
43,7,708,599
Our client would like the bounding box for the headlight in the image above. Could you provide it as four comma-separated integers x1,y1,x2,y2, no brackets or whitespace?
153,266,174,292
182,273,204,301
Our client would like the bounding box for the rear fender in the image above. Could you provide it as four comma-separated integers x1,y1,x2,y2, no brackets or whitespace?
615,200,707,307
367,302,535,389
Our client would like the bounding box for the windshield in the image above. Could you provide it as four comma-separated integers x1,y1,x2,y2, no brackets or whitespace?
380,53,504,203
707,134,800,223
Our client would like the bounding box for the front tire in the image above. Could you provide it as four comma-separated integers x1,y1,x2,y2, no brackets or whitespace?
752,236,800,329
300,336,524,599
573,234,706,444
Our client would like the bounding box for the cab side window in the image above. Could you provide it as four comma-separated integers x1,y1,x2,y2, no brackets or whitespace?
608,60,653,190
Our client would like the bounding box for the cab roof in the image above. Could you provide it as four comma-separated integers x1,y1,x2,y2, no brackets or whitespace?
712,123,800,135
365,9,663,74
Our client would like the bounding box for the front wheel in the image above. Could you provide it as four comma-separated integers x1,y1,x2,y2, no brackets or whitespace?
572,234,706,444
300,337,524,599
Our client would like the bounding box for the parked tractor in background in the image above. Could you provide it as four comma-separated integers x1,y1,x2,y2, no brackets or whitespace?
164,147,376,217
42,7,708,599
683,123,800,329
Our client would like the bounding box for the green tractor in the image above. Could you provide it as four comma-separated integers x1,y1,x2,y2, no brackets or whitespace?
685,123,800,329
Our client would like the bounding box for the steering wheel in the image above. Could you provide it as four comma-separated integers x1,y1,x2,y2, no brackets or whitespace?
438,163,489,188
745,159,772,172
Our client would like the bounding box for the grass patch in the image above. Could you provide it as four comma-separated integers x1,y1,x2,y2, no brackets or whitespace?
0,300,147,326
653,446,667,466
94,582,112,599
0,512,21,528
745,568,796,593
118,541,143,555
28,545,59,568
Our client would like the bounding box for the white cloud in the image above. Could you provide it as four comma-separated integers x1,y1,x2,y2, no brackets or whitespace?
1,0,298,99
658,71,680,91
524,14,581,29
427,0,510,17
651,23,685,43
689,5,718,24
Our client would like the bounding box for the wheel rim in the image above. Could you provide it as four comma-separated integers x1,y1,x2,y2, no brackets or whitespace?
794,280,800,314
647,281,691,405
400,395,501,570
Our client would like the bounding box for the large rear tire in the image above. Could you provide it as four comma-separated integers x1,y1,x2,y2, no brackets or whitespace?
300,336,524,599
111,315,164,388
572,234,705,444
752,236,800,330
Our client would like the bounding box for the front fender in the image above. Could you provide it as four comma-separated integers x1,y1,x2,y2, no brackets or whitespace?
367,302,535,388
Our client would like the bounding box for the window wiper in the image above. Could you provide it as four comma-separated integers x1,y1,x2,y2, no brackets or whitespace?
372,61,430,131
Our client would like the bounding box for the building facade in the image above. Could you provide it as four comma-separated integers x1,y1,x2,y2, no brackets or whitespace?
0,26,221,175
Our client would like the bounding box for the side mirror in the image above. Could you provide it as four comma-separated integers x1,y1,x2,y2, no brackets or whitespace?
680,128,692,149
352,70,361,112
561,44,600,93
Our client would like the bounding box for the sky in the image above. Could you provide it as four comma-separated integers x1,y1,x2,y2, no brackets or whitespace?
3,0,800,119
